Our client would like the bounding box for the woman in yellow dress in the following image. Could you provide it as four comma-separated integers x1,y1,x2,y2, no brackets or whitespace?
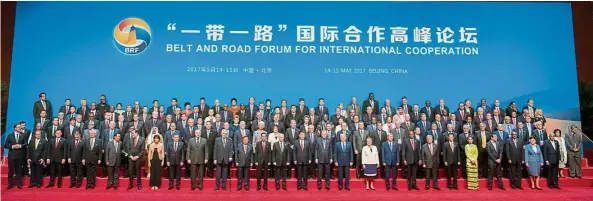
465,136,479,190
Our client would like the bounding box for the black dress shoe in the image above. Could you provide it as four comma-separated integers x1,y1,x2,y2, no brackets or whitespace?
6,185,13,190
69,184,75,188
127,185,133,190
345,187,350,191
198,186,203,191
413,186,420,190
264,186,268,191
425,186,430,190
326,186,330,191
245,187,250,191
28,185,35,188
114,186,118,190
517,187,523,190
17,185,22,189
45,184,54,188
500,187,506,190
168,186,174,190
214,187,220,191
282,186,287,190
577,176,582,179
303,186,308,191
338,187,343,191
434,186,441,190
392,187,399,191
37,184,42,188
555,186,561,190
488,187,492,191
176,186,180,190
222,186,227,191
408,187,412,191
106,185,112,190
191,187,196,191
137,186,142,190
318,186,322,190
257,186,261,191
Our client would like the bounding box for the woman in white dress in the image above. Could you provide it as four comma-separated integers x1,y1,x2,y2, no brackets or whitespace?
554,129,568,178
338,102,348,117
268,126,280,150
362,138,379,190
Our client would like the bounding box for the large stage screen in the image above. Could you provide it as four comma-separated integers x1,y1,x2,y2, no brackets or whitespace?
6,2,580,127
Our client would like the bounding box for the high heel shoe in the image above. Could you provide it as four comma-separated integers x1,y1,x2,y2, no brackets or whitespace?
536,187,543,190
370,187,375,190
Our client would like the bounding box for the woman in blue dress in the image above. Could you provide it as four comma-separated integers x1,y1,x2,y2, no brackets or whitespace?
525,136,544,190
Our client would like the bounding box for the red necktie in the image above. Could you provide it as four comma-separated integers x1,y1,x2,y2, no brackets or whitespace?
411,139,415,150
262,142,265,151
301,141,304,151
55,139,59,148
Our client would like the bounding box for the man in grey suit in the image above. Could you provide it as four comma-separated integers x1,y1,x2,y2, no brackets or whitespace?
235,136,253,191
273,134,291,191
421,135,440,190
213,129,233,191
166,134,185,190
566,125,583,179
402,130,421,191
443,133,461,190
315,130,333,190
486,134,505,190
352,122,368,179
346,96,362,118
186,130,208,191
105,133,123,190
122,129,144,190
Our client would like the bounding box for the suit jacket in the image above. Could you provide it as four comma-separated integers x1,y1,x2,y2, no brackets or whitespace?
416,120,431,134
434,106,450,117
63,125,80,140
401,138,421,164
486,141,503,165
363,99,380,115
543,140,560,164
66,139,85,163
186,137,208,165
381,141,400,165
370,129,387,154
346,103,362,118
532,129,548,146
505,138,524,164
219,110,233,123
46,137,67,161
474,130,492,151
565,132,583,154
273,141,291,165
266,121,285,134
4,132,28,160
33,100,53,119
122,137,145,160
233,129,251,147
284,113,302,128
420,107,434,120
361,114,376,126
255,141,272,164
333,141,353,166
352,129,368,153
421,143,439,168
105,140,123,166
167,105,180,116
314,106,329,118
235,143,253,167
82,138,103,164
315,138,333,163
166,141,185,165
27,138,48,162
443,141,460,164
213,137,234,163
293,139,312,164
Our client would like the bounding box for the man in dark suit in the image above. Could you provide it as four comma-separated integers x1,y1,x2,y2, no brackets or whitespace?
505,131,524,189
166,134,185,190
421,135,440,190
82,129,103,189
236,136,253,191
46,130,67,188
382,134,399,190
296,98,309,118
294,131,312,190
402,131,421,191
145,112,162,137
33,92,53,119
273,134,291,191
78,99,90,121
475,123,491,178
203,122,217,178
443,133,461,189
105,133,123,190
4,124,27,189
315,130,332,190
255,134,272,191
35,110,51,131
543,136,561,189
334,133,353,191
122,129,145,190
213,129,233,190
363,93,380,115
167,98,179,115
420,100,434,121
186,130,208,191
486,134,505,190
220,104,233,123
27,130,47,188
67,132,85,188
59,98,74,114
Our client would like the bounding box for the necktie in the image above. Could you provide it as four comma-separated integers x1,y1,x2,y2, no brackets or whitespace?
493,142,497,152
133,138,137,147
262,142,265,151
42,101,46,109
174,142,177,151
55,138,59,148
429,143,433,154
52,126,56,136
35,139,39,149
514,139,517,147
281,142,284,152
301,140,304,151
342,142,346,151
539,130,543,141
90,138,94,149
244,145,247,154
223,138,226,147
323,139,326,149
390,142,393,150
115,142,118,153
75,140,79,148
411,139,415,150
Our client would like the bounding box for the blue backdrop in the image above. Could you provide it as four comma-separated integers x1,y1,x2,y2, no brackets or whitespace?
6,2,580,130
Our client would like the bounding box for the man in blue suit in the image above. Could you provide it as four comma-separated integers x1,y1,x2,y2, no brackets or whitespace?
416,113,431,134
382,134,400,190
333,133,353,191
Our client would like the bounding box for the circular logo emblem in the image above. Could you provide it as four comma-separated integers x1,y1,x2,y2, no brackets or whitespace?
113,18,152,55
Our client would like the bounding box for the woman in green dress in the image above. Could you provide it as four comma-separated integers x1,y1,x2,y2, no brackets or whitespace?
465,136,479,190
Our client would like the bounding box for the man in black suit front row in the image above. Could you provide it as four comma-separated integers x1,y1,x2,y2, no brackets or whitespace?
28,130,48,188
46,130,67,188
402,131,421,191
544,134,561,189
4,124,27,189
487,134,505,191
83,129,103,189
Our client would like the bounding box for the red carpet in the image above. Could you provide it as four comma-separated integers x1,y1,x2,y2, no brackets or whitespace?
2,186,593,201
2,158,592,201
